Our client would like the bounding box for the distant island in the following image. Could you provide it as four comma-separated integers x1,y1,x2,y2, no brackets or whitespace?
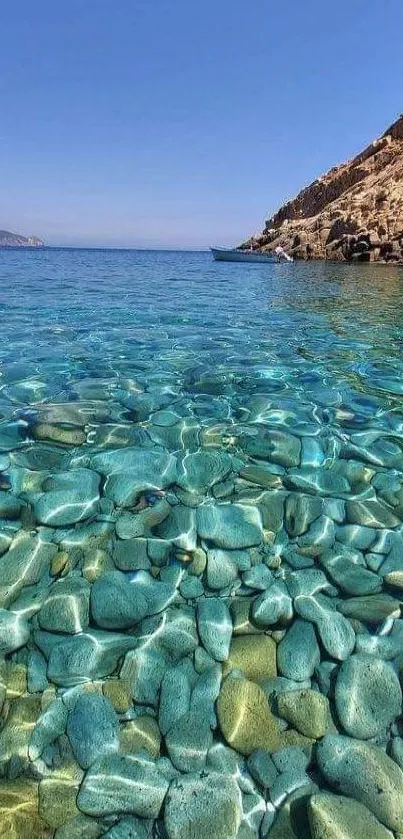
0,230,44,247
244,114,403,263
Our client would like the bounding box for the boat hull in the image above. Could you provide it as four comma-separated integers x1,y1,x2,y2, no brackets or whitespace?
211,247,276,263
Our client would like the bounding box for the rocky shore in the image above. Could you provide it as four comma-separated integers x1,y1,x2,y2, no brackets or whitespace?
244,114,403,263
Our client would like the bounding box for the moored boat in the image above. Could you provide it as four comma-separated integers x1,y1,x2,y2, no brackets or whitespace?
211,247,277,263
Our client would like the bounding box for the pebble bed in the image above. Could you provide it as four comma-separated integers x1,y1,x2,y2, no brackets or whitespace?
0,250,403,838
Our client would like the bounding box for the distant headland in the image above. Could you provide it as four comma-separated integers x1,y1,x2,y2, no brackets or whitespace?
0,230,44,247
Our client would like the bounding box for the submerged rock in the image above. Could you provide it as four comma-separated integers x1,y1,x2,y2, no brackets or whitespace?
77,752,169,818
197,503,263,549
67,692,119,769
34,468,100,526
317,734,403,831
164,771,242,839
223,634,277,682
334,654,402,739
38,577,90,634
197,598,232,661
217,674,282,755
308,793,394,839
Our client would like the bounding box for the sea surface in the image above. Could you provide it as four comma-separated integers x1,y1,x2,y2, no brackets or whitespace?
1,248,403,837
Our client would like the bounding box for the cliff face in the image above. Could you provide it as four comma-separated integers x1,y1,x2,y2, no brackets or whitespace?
247,114,403,262
0,230,44,247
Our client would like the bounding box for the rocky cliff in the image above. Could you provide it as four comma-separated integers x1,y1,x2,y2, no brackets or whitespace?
245,114,403,262
0,230,44,247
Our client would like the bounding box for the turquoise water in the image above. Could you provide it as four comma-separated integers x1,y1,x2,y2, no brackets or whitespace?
1,248,403,837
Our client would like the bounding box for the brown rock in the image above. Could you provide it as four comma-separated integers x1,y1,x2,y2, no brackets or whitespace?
243,114,403,263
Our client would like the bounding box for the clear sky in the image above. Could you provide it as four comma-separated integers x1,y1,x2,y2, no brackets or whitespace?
1,0,402,249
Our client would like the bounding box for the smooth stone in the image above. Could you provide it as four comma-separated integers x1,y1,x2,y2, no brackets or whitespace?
217,675,282,756
284,468,349,497
285,494,322,537
29,698,68,760
251,582,293,627
270,767,313,808
247,749,278,789
0,534,57,607
0,491,21,520
277,620,321,681
179,576,204,599
319,550,382,596
42,630,137,687
0,695,41,774
120,646,170,707
164,771,242,839
272,745,311,773
5,663,27,699
159,663,192,735
335,654,402,739
206,548,241,590
222,635,277,682
176,450,234,492
265,785,315,839
354,633,401,660
242,564,273,590
104,816,151,839
230,598,262,635
297,515,335,556
34,468,100,526
0,779,51,839
113,538,151,572
33,423,86,445
67,692,119,769
156,505,197,551
346,499,400,529
336,524,376,550
384,571,403,591
54,814,103,839
128,572,177,617
38,577,90,634
166,711,213,772
317,734,403,831
239,463,284,489
115,499,171,539
103,679,132,713
190,663,221,725
258,491,286,532
93,446,176,493
240,428,301,468
286,568,333,598
77,752,169,818
0,609,30,654
276,689,334,739
391,737,403,770
308,793,394,839
338,594,401,624
314,661,338,697
197,503,263,549
295,594,356,660
91,571,149,629
197,598,232,661
39,776,81,829
119,716,161,759
141,607,198,660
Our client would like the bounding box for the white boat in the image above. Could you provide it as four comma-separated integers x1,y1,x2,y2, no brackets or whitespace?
211,247,277,263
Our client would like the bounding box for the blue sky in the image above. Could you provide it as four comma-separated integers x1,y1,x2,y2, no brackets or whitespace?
1,0,402,248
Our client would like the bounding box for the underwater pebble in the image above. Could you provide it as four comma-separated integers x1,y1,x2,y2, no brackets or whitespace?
164,771,242,839
335,654,402,739
77,752,169,818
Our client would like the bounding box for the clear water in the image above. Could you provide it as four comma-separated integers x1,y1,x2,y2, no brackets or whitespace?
1,248,403,836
